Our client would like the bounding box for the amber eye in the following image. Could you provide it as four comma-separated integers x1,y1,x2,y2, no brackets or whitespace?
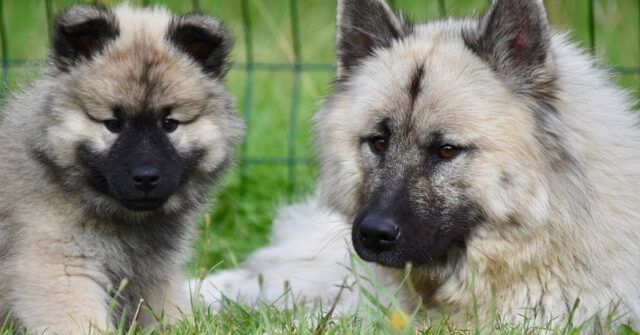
439,145,456,159
371,137,387,153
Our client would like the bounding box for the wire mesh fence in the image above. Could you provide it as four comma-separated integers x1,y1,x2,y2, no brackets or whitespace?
1,0,639,268
0,0,639,198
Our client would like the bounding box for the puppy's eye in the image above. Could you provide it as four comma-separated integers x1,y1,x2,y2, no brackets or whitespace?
104,119,122,133
162,118,180,132
369,137,388,154
438,145,456,159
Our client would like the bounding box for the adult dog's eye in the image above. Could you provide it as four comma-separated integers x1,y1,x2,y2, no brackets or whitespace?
369,137,388,154
162,118,180,132
438,145,456,159
104,119,122,133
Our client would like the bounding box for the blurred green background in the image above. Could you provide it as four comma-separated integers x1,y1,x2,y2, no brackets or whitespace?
0,0,638,277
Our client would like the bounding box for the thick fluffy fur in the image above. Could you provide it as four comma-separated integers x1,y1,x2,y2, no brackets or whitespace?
194,198,361,311
0,4,244,333
202,0,640,328
196,198,401,313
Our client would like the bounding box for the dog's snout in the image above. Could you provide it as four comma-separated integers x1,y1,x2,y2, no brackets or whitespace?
358,215,399,253
132,166,160,192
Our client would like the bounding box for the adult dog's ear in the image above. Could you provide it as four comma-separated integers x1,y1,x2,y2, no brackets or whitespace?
464,0,555,93
336,0,407,79
52,5,119,72
169,14,233,78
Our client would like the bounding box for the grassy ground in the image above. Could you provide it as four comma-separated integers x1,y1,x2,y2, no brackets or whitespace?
1,0,639,333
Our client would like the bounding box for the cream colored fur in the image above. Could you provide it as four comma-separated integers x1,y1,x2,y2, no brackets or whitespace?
0,4,243,334
202,0,640,330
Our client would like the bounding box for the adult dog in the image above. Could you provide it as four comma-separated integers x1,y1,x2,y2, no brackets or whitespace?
203,0,640,328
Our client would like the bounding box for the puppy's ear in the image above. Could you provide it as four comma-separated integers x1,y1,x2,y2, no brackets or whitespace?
336,0,407,79
52,5,119,72
464,0,554,92
169,14,233,78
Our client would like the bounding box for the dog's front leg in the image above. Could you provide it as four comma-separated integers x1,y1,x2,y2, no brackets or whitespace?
8,236,112,334
10,272,111,334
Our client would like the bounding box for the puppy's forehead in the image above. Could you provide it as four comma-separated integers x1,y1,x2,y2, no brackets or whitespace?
77,5,210,119
113,4,172,43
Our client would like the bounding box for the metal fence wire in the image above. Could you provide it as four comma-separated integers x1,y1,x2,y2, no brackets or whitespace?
0,0,639,198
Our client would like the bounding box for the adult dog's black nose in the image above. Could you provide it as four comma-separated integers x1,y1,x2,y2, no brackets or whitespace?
357,215,399,253
132,166,160,192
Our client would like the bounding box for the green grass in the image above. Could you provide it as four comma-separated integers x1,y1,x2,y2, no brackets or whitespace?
4,263,632,335
3,256,632,334
1,0,640,333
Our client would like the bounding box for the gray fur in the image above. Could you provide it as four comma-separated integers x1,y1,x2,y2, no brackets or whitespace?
317,0,640,327
202,0,640,330
0,4,244,333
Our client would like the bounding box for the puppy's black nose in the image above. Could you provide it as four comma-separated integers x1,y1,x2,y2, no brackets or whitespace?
358,215,399,253
132,167,160,192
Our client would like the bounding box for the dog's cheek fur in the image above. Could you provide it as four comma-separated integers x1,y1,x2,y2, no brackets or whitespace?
170,113,241,175
43,105,115,171
316,55,414,218
446,110,561,242
316,100,370,219
478,163,550,229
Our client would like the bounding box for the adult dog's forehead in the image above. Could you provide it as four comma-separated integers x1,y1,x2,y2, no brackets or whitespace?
348,36,530,141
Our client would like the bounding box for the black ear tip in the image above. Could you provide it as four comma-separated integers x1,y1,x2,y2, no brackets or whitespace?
464,0,554,94
485,0,549,24
336,0,405,78
54,4,110,27
169,14,234,78
51,4,118,71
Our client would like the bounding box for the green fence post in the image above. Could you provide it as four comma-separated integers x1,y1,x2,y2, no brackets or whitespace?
45,0,53,34
288,0,302,197
438,0,446,17
239,0,254,194
0,0,7,100
588,0,595,55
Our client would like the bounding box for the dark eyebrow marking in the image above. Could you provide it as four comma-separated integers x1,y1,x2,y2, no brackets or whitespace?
408,63,425,112
377,117,392,136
